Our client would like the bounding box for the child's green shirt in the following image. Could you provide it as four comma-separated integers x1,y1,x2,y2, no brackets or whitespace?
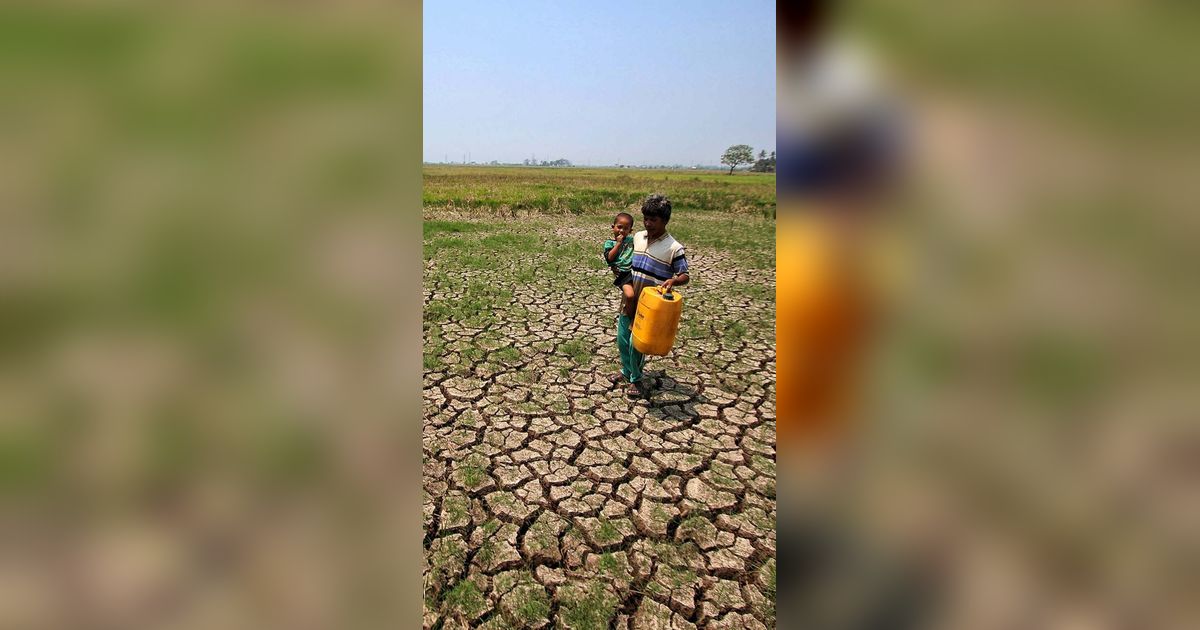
603,236,634,274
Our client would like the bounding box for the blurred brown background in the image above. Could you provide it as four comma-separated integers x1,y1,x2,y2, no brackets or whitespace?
778,1,1199,628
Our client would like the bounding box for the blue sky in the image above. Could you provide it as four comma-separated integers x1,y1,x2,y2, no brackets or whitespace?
424,1,775,166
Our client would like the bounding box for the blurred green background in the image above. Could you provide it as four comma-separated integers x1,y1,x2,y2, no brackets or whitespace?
0,3,422,628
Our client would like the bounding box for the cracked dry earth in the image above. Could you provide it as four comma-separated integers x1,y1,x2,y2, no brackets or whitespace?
424,217,776,629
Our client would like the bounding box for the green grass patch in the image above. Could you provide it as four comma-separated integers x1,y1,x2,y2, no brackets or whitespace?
461,466,484,487
512,267,537,283
442,579,485,617
423,166,775,217
442,495,468,523
460,346,485,363
427,536,465,586
668,218,776,269
458,458,488,488
597,552,619,574
493,347,521,363
595,519,620,544
424,220,488,238
743,283,774,302
560,583,618,630
560,338,592,366
424,236,469,260
514,588,551,625
759,560,777,623
444,250,493,271
423,342,445,371
424,301,453,323
480,232,537,251
722,319,748,341
475,539,496,567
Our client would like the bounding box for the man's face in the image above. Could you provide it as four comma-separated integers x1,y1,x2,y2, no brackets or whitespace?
643,213,666,238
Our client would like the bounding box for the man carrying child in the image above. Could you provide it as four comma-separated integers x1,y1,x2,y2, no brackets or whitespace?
612,194,690,398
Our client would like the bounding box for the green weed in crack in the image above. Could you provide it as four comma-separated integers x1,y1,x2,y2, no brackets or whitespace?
423,345,444,371
514,588,551,625
560,582,618,630
474,539,496,568
722,319,748,341
441,578,485,619
442,496,468,524
458,461,487,488
597,552,619,574
560,338,592,366
494,346,521,363
595,519,620,544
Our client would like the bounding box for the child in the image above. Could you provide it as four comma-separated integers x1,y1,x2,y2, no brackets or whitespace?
604,212,636,306
614,195,690,398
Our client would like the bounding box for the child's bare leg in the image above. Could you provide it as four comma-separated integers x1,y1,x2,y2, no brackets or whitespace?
622,283,635,302
623,294,637,318
615,293,628,348
615,300,623,343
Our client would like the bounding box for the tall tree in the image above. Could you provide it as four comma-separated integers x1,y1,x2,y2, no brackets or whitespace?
750,147,777,173
721,144,754,175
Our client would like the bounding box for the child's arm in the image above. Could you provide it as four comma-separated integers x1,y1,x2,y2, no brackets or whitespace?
604,239,619,264
604,229,629,264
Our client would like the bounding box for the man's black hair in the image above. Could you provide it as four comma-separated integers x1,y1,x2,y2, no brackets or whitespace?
614,212,634,225
641,194,672,223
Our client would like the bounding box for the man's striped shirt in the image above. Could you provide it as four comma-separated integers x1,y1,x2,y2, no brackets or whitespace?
630,230,688,295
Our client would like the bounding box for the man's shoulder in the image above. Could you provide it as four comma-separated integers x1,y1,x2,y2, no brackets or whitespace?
662,232,684,250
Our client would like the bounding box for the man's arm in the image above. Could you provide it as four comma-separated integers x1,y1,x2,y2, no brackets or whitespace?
661,273,689,291
661,248,690,290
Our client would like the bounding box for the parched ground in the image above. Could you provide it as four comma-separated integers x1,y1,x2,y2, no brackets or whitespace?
423,209,776,629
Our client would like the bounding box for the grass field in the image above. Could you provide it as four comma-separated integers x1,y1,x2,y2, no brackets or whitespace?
424,165,776,217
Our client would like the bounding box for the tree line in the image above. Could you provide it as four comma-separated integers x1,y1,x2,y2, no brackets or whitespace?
721,144,775,174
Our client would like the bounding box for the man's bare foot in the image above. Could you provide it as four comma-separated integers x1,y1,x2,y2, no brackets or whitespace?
608,373,626,386
626,381,646,398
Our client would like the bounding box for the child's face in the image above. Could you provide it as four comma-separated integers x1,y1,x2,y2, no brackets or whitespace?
614,216,632,235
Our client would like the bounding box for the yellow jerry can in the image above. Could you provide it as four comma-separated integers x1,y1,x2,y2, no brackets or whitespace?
632,285,684,356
